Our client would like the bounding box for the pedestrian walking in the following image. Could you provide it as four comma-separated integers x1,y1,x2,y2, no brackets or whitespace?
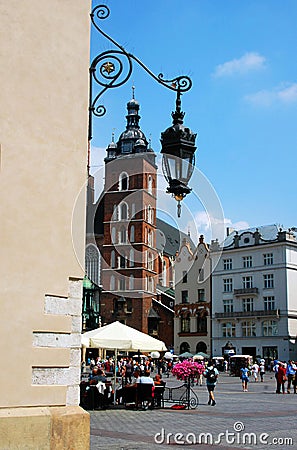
259,361,265,382
286,360,297,394
276,362,287,394
240,364,250,392
203,360,219,406
251,362,259,382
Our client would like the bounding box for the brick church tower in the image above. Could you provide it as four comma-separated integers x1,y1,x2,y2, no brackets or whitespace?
97,92,159,333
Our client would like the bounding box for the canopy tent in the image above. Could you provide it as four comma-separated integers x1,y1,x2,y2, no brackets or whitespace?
195,352,209,359
82,321,167,352
178,351,193,358
81,321,167,404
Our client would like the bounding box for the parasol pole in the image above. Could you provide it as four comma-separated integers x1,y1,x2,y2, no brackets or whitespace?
113,348,118,405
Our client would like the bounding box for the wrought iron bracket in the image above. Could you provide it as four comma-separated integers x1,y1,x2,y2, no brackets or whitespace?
88,4,193,141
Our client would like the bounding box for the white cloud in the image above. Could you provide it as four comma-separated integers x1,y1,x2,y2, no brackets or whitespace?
213,52,266,78
245,83,297,106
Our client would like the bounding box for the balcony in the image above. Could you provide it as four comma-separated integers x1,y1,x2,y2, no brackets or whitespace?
234,287,259,296
214,309,279,319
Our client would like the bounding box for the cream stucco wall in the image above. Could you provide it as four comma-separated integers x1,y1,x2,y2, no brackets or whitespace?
0,0,90,411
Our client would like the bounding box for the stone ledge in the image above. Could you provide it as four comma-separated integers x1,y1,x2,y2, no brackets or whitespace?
0,406,89,450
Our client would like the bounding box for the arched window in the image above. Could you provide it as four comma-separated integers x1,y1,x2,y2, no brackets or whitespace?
111,227,116,244
147,205,152,224
196,341,207,354
119,253,126,268
120,226,127,243
129,275,134,290
162,260,167,286
131,203,136,219
148,175,153,195
148,252,154,271
112,204,118,221
85,244,100,286
180,342,190,354
110,275,115,291
111,250,116,268
130,225,135,243
120,202,128,220
119,172,129,191
129,249,134,267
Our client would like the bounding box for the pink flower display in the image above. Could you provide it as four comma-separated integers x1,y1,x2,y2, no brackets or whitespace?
172,360,205,381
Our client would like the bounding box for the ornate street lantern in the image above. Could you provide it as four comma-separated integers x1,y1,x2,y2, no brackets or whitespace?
89,4,197,217
161,89,197,217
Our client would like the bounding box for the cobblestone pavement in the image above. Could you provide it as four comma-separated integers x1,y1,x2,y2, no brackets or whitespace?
89,372,297,449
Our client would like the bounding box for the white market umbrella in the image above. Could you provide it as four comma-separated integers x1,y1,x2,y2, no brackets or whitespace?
83,321,167,352
81,321,167,403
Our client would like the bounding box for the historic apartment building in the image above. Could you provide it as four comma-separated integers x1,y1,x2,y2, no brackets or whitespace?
174,235,212,356
211,225,297,363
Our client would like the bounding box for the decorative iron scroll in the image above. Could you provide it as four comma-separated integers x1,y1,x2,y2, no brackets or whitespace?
88,4,193,140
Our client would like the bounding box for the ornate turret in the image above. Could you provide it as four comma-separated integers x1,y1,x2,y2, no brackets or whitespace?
105,88,153,161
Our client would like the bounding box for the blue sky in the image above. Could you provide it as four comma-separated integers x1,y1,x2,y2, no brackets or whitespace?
90,0,297,243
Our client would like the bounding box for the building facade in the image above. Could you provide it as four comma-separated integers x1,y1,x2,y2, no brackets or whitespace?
211,225,297,363
174,235,212,355
0,1,90,448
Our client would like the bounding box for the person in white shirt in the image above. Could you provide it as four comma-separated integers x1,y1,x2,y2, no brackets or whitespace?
251,363,259,382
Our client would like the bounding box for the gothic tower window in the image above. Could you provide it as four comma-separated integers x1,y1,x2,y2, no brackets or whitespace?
120,202,128,220
129,249,134,267
129,275,134,290
119,172,129,191
110,275,115,291
111,227,116,244
120,226,127,243
111,250,116,268
85,244,100,286
130,225,135,242
148,175,153,194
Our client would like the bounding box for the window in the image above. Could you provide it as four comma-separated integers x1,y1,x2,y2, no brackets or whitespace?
111,227,116,244
242,321,256,337
120,226,127,243
264,253,273,265
222,322,236,338
126,298,133,313
85,244,100,286
112,204,118,221
198,289,205,302
119,254,126,268
242,298,254,312
129,275,134,290
199,268,204,282
197,313,207,333
119,172,128,191
131,203,136,219
243,276,253,289
223,278,233,292
110,275,115,291
181,290,188,303
182,271,188,283
147,205,153,224
148,276,154,292
130,225,135,243
129,249,134,268
262,320,278,336
243,256,252,268
264,274,274,289
148,175,153,194
119,278,125,291
111,250,116,268
223,299,233,313
148,229,153,247
223,259,232,270
120,202,128,220
148,252,154,271
181,317,190,333
162,260,167,286
264,296,275,311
